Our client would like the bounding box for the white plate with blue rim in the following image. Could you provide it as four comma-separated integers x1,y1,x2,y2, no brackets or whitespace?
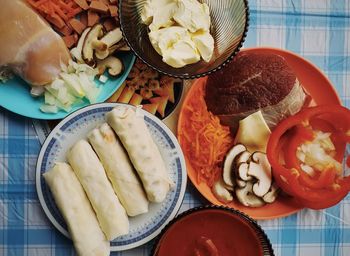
35,102,187,251
0,53,135,120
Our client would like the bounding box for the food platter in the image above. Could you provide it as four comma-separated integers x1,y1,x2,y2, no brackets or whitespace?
0,53,135,120
36,103,187,251
177,47,342,220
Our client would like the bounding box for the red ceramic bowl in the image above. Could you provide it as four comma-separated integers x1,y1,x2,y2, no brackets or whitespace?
152,205,274,256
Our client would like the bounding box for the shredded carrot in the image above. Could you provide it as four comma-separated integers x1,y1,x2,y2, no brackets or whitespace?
179,82,234,187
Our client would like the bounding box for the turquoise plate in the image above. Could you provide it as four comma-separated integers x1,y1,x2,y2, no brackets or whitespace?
0,52,135,120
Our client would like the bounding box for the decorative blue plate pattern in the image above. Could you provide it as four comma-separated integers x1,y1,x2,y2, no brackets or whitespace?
35,103,187,251
0,53,135,120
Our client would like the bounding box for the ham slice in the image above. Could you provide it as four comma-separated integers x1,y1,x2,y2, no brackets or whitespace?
0,0,71,86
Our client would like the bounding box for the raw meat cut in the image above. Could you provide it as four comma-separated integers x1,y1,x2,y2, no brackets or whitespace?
0,0,70,86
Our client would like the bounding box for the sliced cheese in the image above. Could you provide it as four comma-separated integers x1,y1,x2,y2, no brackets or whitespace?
234,111,271,153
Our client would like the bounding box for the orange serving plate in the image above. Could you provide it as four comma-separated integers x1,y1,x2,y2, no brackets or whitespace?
177,47,342,220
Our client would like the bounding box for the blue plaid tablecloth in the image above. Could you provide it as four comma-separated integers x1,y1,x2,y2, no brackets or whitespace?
1,0,350,255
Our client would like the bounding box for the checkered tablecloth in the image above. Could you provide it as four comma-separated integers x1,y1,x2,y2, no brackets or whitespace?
0,0,350,255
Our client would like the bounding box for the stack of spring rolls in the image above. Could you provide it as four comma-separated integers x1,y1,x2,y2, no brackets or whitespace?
43,106,173,256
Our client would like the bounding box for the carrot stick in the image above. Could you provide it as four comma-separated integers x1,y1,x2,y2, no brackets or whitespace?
57,0,73,11
45,13,66,28
35,0,49,7
52,3,69,21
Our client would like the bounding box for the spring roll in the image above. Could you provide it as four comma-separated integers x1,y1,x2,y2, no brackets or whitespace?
88,123,149,216
43,162,110,256
107,107,172,203
67,140,129,240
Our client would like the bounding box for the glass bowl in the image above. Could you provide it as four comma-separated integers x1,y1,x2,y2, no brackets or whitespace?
119,0,249,79
151,205,274,256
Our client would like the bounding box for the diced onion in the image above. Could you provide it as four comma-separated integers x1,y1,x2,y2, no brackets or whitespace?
40,104,58,113
44,91,56,105
99,75,108,83
300,164,315,176
297,130,341,173
40,60,101,113
78,73,101,103
30,86,45,97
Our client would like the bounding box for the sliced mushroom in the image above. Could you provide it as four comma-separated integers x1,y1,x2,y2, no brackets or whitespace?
71,27,91,63
118,44,131,51
108,43,121,54
95,28,123,59
222,144,246,188
235,151,252,181
262,183,280,203
235,181,265,207
95,42,126,60
100,27,123,47
212,179,233,203
236,179,247,188
247,152,272,197
91,40,107,52
107,41,130,57
112,40,130,51
236,163,248,188
95,48,110,60
96,56,124,77
223,183,234,191
82,24,105,66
